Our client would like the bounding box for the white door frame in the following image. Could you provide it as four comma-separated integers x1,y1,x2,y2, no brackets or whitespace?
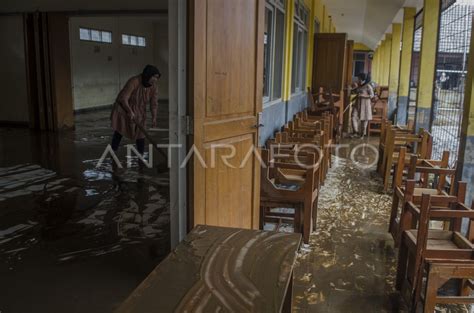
168,0,187,248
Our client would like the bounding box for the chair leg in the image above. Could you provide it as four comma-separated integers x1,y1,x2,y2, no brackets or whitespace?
396,236,409,290
421,270,439,313
389,193,400,235
303,201,311,244
312,198,318,232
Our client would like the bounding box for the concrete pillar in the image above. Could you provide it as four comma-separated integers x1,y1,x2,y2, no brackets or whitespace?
375,47,381,83
457,16,474,206
397,7,417,126
388,24,402,120
415,0,441,131
379,40,386,85
383,34,392,86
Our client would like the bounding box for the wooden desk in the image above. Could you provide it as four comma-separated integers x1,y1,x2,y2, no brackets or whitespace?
116,225,301,313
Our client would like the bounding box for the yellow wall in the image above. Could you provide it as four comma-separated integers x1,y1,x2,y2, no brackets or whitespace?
379,40,386,85
306,0,317,88
354,42,372,52
388,23,402,94
283,0,295,101
383,34,392,86
417,0,441,109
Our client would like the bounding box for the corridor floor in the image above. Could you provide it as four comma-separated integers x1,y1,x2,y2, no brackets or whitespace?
292,139,471,313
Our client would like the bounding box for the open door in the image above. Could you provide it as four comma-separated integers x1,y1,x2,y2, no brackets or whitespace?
188,0,264,229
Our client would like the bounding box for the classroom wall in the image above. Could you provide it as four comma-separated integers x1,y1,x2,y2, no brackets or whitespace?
69,16,168,111
259,0,335,146
0,15,29,124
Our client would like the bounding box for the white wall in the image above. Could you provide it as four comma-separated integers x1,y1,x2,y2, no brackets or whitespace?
69,15,168,110
0,15,29,123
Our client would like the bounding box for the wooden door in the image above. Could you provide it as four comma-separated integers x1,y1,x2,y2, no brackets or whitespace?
312,33,348,92
188,0,263,229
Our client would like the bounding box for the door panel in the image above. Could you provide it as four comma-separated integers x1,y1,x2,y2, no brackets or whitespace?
189,0,263,229
312,33,348,92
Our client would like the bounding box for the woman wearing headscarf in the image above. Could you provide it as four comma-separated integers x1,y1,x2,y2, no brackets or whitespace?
110,65,161,155
351,73,375,138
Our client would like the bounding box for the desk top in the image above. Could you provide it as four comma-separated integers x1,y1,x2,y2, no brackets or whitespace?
116,225,301,313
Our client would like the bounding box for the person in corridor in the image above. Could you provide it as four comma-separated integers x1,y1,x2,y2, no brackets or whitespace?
352,73,375,138
110,64,161,155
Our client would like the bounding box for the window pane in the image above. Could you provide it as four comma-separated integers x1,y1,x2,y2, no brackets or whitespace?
138,36,146,47
291,24,298,93
300,30,308,90
101,31,112,43
130,35,138,46
122,34,130,45
79,28,91,41
272,9,285,100
91,30,101,42
263,8,273,99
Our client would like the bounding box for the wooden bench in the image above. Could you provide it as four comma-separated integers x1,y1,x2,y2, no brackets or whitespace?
116,225,301,313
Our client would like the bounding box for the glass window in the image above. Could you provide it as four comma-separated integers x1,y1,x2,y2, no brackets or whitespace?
101,31,112,43
291,2,309,95
122,34,130,45
138,36,146,47
91,29,101,42
130,35,137,46
263,7,274,100
272,9,285,100
79,28,91,41
263,0,286,103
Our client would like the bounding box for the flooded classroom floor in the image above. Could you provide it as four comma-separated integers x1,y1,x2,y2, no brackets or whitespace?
0,108,171,313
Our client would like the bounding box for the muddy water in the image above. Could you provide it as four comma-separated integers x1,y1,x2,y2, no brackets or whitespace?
0,109,170,313
293,137,471,313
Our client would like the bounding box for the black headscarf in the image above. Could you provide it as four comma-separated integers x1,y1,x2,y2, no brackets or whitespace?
141,65,161,88
357,73,371,87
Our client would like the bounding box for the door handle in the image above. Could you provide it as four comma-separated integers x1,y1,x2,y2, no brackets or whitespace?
252,123,264,129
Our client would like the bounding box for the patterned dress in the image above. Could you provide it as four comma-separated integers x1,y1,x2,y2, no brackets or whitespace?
110,76,158,140
358,84,375,121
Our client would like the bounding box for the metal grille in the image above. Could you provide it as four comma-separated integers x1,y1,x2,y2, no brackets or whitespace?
431,0,473,167
407,11,424,128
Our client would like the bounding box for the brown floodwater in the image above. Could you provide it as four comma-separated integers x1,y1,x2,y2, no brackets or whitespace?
0,109,171,313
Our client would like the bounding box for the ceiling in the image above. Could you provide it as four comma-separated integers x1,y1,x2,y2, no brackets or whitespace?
325,0,424,49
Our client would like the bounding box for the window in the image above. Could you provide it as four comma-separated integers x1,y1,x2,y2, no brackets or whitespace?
263,0,286,103
291,0,309,94
79,28,112,44
353,52,366,77
122,33,147,47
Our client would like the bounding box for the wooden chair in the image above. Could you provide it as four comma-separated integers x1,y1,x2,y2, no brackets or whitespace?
269,134,327,184
392,150,452,192
377,121,411,175
382,128,433,192
396,194,474,309
414,260,474,312
260,149,321,244
389,178,466,247
367,96,388,136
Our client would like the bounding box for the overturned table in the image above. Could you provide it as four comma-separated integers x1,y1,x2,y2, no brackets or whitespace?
116,225,301,313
